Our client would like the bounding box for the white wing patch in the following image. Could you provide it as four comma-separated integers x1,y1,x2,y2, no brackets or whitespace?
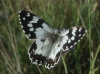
42,23,53,34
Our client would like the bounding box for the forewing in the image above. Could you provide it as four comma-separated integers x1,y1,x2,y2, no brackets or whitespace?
28,38,52,65
60,27,87,51
18,11,54,39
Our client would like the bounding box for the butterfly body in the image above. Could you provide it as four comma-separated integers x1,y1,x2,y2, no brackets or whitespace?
19,11,87,69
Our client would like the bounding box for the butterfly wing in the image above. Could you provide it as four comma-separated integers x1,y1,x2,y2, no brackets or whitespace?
45,41,62,69
60,27,87,51
44,27,87,69
19,11,54,39
19,11,54,66
28,38,52,65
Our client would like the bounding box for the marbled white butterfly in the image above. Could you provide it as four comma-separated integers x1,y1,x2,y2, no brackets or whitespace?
18,11,87,69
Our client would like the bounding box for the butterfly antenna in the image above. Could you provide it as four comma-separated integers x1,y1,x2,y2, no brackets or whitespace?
48,15,61,30
48,15,56,27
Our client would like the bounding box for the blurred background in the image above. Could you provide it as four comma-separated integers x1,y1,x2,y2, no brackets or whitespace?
0,0,100,74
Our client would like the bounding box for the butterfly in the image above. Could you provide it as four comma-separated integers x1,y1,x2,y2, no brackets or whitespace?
18,11,87,69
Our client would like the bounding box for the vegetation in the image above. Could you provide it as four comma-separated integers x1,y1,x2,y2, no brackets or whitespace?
0,0,100,74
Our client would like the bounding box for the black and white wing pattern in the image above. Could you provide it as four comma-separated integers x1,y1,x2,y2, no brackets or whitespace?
19,11,55,68
28,39,53,66
19,11,54,39
18,10,87,69
59,27,87,51
44,27,87,69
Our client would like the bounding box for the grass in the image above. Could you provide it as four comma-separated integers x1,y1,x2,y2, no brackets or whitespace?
0,0,100,74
